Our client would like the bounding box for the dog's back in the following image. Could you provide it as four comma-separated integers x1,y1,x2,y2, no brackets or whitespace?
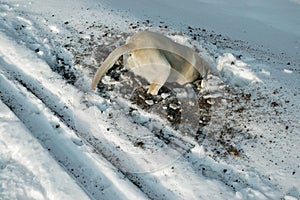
92,31,214,93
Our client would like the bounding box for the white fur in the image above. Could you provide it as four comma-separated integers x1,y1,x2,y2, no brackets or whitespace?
92,31,215,95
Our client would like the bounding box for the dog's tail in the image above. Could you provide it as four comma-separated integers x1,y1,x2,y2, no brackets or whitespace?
91,45,129,90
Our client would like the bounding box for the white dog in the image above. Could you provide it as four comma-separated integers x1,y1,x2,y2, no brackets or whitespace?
92,31,215,95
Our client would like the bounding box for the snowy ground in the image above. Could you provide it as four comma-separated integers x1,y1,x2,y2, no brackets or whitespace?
0,0,299,199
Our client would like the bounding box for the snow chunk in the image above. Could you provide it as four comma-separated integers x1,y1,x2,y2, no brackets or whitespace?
217,53,261,87
169,34,190,46
49,25,60,33
161,93,170,99
260,69,270,76
284,69,293,74
145,99,154,105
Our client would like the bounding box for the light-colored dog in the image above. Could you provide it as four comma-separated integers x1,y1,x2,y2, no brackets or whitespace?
92,31,215,95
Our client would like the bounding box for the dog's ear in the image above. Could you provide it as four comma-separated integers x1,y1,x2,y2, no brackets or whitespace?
91,45,128,90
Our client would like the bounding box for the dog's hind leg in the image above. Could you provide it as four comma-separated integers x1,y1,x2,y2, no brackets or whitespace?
126,49,171,95
147,83,162,95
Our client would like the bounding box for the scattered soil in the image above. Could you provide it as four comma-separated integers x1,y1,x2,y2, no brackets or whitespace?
61,21,254,158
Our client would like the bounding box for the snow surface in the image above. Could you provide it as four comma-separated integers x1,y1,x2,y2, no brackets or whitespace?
0,0,299,199
101,0,300,63
0,100,90,200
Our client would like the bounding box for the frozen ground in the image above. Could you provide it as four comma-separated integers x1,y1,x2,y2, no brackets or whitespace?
0,0,299,199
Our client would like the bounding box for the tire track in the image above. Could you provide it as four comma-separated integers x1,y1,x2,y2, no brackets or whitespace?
0,68,149,200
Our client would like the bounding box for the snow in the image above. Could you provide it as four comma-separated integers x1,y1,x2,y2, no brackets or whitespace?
0,100,89,200
0,0,299,199
101,0,300,63
217,53,261,87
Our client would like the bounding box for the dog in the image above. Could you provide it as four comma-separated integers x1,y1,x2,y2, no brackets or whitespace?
92,31,215,95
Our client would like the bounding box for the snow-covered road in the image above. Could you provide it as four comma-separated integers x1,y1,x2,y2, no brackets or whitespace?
0,0,299,199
